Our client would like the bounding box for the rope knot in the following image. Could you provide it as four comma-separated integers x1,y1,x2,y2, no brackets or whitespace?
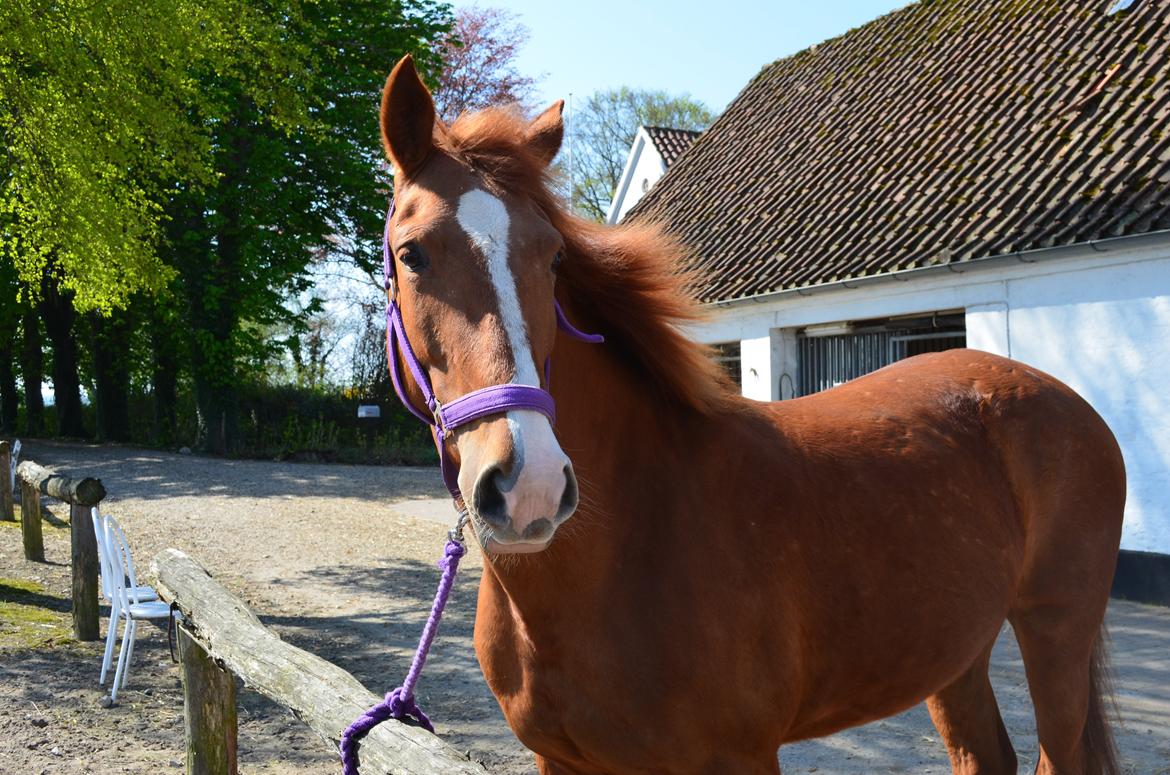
385,687,433,731
439,539,467,571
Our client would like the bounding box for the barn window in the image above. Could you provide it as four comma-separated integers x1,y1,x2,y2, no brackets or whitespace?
711,341,742,386
797,312,965,396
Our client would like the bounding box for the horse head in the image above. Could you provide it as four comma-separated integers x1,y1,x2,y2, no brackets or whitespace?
379,55,578,555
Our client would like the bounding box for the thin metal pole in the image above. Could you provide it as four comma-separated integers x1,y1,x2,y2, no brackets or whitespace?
568,93,574,211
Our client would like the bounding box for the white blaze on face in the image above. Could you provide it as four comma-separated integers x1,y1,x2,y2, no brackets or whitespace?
454,189,570,531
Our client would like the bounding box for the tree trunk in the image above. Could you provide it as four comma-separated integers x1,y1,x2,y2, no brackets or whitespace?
149,302,180,446
166,184,239,455
15,460,107,505
91,310,132,442
186,255,239,454
0,331,17,434
39,274,86,438
192,379,237,456
183,122,249,456
20,305,44,436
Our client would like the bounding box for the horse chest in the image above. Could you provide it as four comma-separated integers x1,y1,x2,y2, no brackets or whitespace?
474,584,694,765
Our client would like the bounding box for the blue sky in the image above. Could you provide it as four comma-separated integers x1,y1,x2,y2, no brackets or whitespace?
498,0,912,114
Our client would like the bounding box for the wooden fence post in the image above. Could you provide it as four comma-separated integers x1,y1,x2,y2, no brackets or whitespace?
0,441,13,522
19,479,43,561
14,461,106,640
179,624,239,775
70,503,100,640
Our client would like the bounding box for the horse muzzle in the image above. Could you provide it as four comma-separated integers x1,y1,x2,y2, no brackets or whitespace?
460,411,579,553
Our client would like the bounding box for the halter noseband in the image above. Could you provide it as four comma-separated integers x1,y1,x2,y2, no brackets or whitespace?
382,199,602,501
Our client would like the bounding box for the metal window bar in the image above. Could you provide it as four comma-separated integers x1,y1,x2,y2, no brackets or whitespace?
889,332,967,361
798,328,966,396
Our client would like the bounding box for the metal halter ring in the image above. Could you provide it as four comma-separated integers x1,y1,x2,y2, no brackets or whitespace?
449,509,470,546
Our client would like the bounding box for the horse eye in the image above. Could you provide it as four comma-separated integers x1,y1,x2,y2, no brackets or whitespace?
398,243,428,272
551,250,564,272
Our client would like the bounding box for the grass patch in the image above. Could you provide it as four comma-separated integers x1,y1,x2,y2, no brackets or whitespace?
0,505,70,532
0,577,74,653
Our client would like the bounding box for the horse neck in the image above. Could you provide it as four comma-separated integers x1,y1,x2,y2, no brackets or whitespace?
480,327,713,603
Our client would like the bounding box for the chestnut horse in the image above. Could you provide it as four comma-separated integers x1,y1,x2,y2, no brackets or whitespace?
378,55,1124,775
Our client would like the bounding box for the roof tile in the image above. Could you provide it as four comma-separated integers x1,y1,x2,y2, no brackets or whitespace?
642,126,701,167
630,0,1170,303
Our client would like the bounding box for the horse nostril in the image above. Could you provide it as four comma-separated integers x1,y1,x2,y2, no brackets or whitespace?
557,464,579,522
474,465,509,528
522,518,553,541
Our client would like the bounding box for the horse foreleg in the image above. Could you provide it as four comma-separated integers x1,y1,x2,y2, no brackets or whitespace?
926,637,1017,775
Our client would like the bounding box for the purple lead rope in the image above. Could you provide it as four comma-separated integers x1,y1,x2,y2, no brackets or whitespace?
339,532,467,773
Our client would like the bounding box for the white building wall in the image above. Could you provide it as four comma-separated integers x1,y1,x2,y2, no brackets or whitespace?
693,242,1170,555
738,330,799,401
1004,259,1170,555
607,131,668,224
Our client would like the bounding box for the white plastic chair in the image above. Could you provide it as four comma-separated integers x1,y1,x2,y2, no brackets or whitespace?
92,508,158,687
8,438,19,493
97,512,178,701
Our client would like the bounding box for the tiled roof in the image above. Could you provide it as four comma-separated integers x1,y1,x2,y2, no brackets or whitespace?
643,126,701,167
630,0,1170,304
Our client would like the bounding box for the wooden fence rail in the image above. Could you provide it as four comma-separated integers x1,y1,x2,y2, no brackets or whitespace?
152,548,486,775
13,459,107,641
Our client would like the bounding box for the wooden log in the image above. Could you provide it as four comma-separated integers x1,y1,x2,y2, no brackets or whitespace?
179,625,239,775
0,441,13,521
152,549,485,775
15,460,106,506
19,479,43,561
70,503,100,641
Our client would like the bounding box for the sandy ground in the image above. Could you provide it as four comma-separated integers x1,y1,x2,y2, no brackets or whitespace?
1,440,1168,774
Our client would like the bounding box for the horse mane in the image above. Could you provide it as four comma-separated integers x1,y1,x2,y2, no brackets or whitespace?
435,107,738,415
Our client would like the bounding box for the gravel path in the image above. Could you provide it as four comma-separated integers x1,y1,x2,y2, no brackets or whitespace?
1,440,1168,774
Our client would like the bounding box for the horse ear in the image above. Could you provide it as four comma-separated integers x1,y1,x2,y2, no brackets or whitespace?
526,100,565,166
380,55,435,177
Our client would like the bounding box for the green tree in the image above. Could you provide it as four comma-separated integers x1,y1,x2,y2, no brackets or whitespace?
1,0,452,448
564,87,714,221
165,0,452,452
0,0,306,438
0,0,297,311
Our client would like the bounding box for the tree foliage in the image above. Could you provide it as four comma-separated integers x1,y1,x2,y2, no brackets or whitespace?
432,5,538,123
162,0,452,451
0,0,304,313
565,87,714,221
0,0,558,454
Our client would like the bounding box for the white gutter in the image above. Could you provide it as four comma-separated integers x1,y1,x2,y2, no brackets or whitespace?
708,229,1170,309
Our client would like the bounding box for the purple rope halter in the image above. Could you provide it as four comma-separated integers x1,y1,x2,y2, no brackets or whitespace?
339,200,602,774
